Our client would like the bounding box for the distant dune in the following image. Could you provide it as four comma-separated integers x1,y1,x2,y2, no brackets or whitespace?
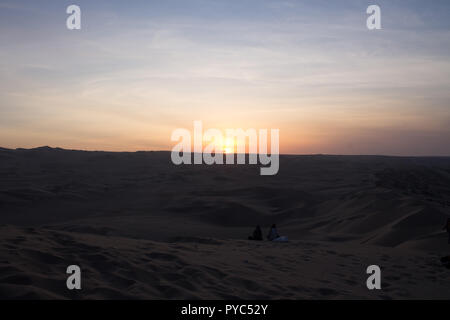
0,147,449,299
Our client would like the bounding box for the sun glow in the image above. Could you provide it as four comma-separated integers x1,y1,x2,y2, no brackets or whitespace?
202,135,235,154
223,137,235,154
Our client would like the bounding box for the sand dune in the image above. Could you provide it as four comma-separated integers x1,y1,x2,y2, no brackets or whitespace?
0,147,449,299
1,225,448,299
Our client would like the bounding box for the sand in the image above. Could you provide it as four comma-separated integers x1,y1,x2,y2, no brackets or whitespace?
0,147,449,299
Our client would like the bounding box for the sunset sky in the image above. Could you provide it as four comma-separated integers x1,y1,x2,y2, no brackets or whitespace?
1,0,450,155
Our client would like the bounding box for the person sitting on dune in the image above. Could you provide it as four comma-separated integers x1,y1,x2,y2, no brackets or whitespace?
248,225,263,240
267,224,280,241
267,224,289,242
444,218,450,244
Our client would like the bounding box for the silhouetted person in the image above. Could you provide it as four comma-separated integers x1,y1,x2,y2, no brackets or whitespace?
443,218,450,244
248,225,263,240
267,224,280,241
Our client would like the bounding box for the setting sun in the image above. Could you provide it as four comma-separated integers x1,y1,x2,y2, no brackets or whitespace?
223,137,235,154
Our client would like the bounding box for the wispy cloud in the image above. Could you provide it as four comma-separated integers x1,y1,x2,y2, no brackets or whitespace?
0,0,450,154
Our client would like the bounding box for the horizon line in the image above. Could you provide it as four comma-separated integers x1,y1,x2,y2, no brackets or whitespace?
2,146,450,158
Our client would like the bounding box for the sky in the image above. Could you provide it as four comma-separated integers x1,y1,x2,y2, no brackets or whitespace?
0,0,450,155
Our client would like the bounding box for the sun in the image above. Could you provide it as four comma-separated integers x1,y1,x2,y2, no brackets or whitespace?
223,137,235,154
202,135,235,154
